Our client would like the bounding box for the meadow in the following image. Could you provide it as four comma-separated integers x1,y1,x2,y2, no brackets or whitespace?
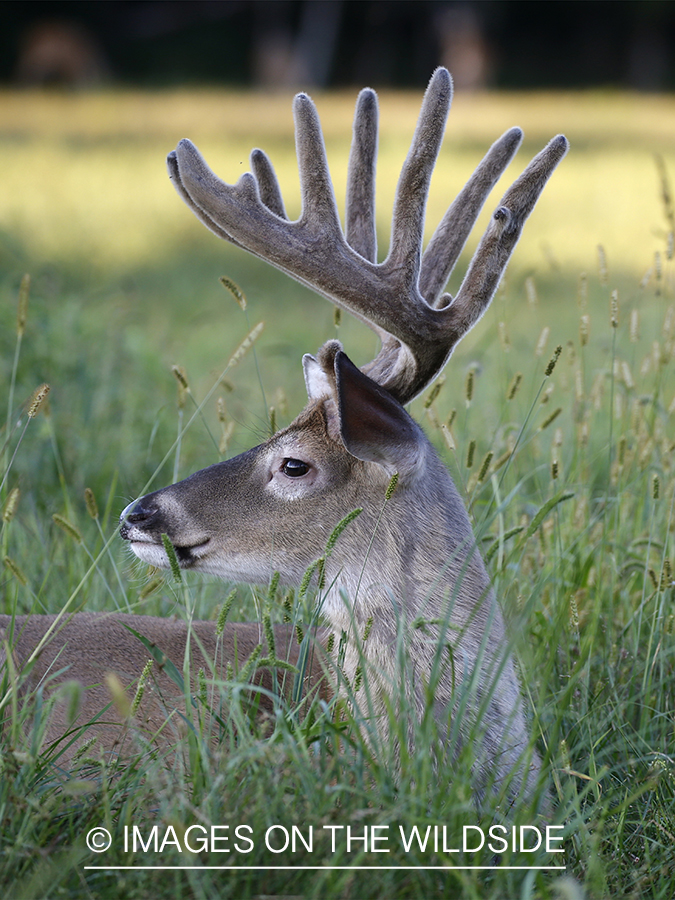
1,85,675,898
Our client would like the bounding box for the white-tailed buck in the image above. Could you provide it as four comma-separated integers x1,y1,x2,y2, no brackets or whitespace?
2,69,566,798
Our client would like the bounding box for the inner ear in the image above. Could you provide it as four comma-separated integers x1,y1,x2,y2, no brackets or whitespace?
303,353,333,401
334,350,422,476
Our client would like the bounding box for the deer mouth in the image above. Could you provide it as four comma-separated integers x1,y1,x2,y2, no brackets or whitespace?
172,538,211,565
124,532,211,569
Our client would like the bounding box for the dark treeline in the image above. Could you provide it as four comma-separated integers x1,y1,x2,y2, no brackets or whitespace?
2,0,675,91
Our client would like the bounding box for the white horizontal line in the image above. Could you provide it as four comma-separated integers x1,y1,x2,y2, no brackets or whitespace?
85,865,567,871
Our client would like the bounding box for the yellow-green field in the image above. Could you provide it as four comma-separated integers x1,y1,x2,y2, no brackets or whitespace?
2,88,674,278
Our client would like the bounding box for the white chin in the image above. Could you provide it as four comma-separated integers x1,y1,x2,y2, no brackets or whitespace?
129,542,171,569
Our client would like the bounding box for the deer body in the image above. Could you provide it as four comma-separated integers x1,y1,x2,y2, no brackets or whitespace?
0,613,325,760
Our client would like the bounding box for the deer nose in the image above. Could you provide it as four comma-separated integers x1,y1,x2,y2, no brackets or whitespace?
119,496,159,538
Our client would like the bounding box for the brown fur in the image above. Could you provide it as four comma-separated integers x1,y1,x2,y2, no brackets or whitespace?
0,613,326,763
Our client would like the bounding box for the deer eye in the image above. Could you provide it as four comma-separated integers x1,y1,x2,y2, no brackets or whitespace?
281,458,310,477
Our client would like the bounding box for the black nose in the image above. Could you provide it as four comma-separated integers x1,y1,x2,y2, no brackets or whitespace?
119,496,159,539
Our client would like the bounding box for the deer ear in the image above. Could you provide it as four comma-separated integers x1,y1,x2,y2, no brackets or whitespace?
334,350,423,477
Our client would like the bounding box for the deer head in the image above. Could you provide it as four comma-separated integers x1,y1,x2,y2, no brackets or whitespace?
119,68,567,799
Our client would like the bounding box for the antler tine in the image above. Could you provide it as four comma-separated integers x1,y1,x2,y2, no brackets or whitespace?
167,147,247,249
444,134,569,341
419,126,523,307
250,149,287,219
345,88,379,263
385,66,452,285
293,92,343,232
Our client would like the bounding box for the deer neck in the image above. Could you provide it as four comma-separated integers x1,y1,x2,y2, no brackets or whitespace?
322,441,494,657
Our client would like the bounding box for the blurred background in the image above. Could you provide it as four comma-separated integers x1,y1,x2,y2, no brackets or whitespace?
3,0,675,91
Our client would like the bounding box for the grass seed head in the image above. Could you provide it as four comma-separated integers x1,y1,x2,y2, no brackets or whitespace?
84,487,99,520
216,589,237,635
198,668,208,707
325,509,363,554
535,326,550,357
219,420,235,455
525,276,537,307
465,369,474,405
545,345,562,377
507,372,522,400
424,376,445,409
630,309,640,343
227,322,264,369
3,556,27,585
385,473,399,500
440,423,456,451
131,659,153,717
282,594,292,623
161,533,182,582
540,407,562,431
492,448,512,473
541,385,554,405
105,672,130,719
610,290,619,328
477,451,493,483
27,383,50,418
172,365,189,408
618,436,627,465
574,368,584,402
52,514,82,543
2,487,20,524
220,275,247,310
263,610,276,658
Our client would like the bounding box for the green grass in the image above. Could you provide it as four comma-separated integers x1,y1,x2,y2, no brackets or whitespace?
1,87,675,898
